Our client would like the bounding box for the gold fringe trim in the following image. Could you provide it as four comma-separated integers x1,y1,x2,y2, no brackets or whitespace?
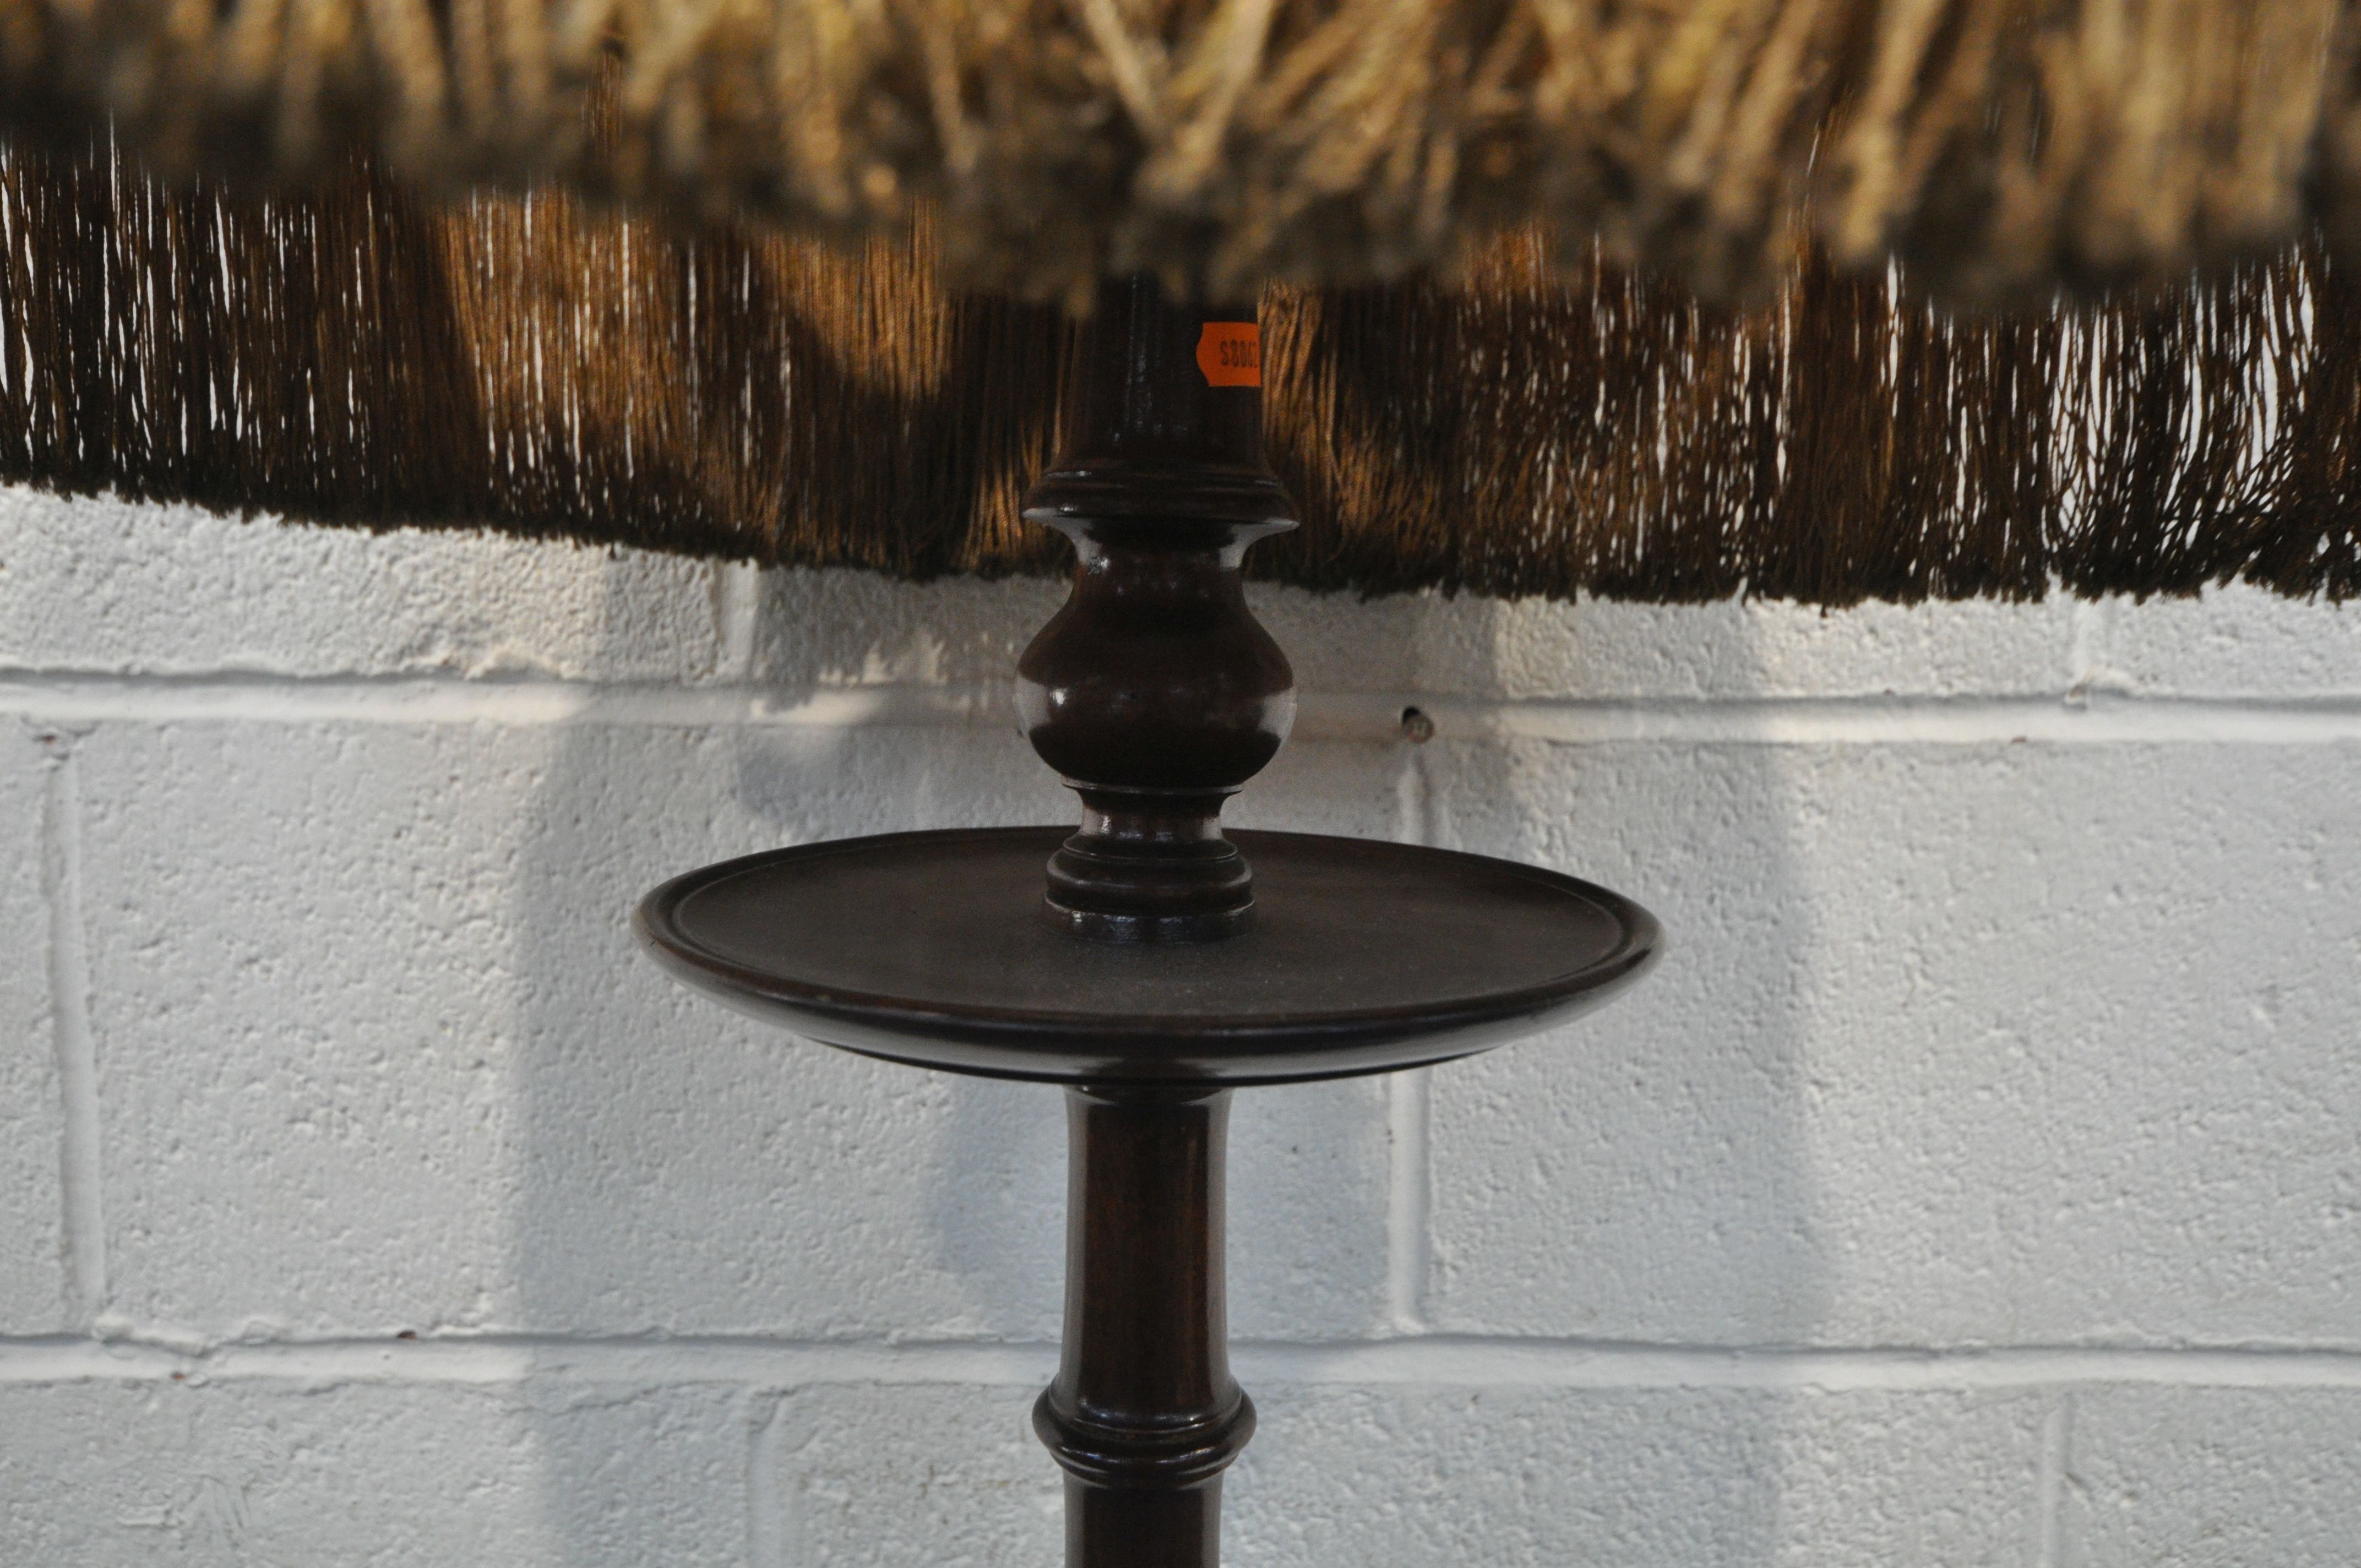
2,0,2357,303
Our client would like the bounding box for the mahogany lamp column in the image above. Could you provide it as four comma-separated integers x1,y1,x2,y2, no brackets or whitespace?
1038,1087,1247,1568
635,273,1658,1568
1019,275,1274,1564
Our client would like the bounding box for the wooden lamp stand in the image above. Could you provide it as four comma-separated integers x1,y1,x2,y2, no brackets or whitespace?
637,275,1660,1566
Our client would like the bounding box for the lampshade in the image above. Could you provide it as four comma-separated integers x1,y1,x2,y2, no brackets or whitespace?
2,0,2357,602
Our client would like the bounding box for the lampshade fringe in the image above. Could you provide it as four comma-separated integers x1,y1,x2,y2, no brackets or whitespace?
4,141,2357,605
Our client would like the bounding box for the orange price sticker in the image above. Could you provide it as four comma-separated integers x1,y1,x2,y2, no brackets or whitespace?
1196,322,1261,388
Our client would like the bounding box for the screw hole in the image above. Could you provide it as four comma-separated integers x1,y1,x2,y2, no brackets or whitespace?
1399,706,1435,744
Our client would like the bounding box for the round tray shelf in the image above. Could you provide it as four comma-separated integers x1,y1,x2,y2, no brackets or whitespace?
635,827,1659,1086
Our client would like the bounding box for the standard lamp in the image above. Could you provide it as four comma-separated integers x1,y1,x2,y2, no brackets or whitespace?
635,270,1659,1563
2,2,2355,1561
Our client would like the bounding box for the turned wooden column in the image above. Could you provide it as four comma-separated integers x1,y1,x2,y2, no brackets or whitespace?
634,264,1661,1568
1016,272,1296,943
1035,1087,1253,1568
1018,273,1284,1562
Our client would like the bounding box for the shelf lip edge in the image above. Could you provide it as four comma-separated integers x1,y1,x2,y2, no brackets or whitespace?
632,826,1662,1081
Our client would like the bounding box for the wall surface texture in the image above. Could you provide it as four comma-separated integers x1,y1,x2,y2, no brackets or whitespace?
2,482,2358,1565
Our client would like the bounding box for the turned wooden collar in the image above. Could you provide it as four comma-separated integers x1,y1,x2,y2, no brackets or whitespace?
1016,274,1298,943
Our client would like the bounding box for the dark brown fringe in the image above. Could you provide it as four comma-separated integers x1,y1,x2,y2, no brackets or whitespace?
3,138,2357,603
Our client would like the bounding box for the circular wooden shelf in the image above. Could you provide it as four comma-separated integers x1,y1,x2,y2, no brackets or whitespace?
635,826,1659,1086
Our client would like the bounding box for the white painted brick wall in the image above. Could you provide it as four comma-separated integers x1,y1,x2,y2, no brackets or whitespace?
4,482,2359,1564
1,739,66,1333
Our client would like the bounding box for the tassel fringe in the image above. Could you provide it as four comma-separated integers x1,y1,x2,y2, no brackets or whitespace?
4,140,2358,604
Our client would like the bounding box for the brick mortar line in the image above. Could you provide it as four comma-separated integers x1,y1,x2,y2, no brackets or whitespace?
7,1337,2361,1392
2033,1396,2074,1568
1383,747,1437,1334
1446,693,2361,745
1382,1071,1433,1335
746,1391,792,1568
711,562,764,685
2,674,2360,744
36,739,106,1322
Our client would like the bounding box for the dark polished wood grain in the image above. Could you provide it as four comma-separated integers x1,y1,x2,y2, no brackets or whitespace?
635,826,1659,1087
635,827,1660,1567
1018,274,1296,942
1038,1088,1249,1568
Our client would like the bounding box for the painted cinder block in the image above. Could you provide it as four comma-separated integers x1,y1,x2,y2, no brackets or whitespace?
2085,585,2361,698
759,1382,1061,1567
1397,594,2081,702
1227,1382,2051,1567
2059,1387,2361,1567
752,569,1065,692
0,729,67,1331
1421,737,2361,1348
0,487,730,682
0,1376,749,1566
753,1379,2050,1568
10,474,2361,1566
72,721,1396,1342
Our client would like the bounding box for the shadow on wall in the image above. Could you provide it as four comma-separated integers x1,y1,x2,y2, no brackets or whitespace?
1220,595,1827,1566
503,564,1824,1564
1418,594,1830,1338
504,563,1078,1564
1356,595,1830,1565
